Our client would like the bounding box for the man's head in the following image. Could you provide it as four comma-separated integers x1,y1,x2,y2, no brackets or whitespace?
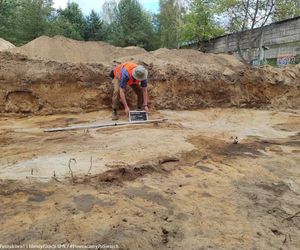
132,65,148,81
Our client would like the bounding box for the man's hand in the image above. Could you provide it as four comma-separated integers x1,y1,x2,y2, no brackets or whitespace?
143,105,149,113
125,106,130,116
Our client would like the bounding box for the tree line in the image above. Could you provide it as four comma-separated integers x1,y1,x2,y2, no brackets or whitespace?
0,0,299,50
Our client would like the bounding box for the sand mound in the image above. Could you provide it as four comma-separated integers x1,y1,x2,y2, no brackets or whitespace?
12,36,147,65
0,38,15,51
151,48,243,67
12,35,244,72
114,48,245,84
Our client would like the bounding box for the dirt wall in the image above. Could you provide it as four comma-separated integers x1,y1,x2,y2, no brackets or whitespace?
0,52,299,114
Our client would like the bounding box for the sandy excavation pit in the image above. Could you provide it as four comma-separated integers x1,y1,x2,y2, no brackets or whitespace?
0,109,300,249
0,36,300,249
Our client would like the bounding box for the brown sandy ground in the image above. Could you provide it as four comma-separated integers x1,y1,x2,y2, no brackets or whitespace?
0,108,299,249
0,38,15,51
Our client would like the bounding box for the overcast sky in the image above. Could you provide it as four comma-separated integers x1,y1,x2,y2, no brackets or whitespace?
53,0,159,14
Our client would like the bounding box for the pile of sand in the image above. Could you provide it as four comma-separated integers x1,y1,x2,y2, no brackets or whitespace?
116,48,244,77
0,38,15,51
151,48,243,67
12,36,147,65
11,35,244,71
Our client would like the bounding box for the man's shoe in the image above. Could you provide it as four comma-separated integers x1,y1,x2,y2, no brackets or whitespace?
112,110,119,120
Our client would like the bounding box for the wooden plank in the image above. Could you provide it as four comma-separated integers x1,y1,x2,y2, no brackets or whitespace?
44,119,166,132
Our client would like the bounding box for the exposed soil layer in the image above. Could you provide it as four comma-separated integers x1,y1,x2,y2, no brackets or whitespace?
0,51,299,115
0,109,299,249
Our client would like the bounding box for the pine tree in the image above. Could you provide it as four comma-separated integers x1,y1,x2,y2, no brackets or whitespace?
85,10,107,41
54,2,86,40
16,0,53,45
0,0,19,44
109,0,155,50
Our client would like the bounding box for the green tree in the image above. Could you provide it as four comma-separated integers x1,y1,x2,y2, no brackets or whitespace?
109,0,155,50
150,13,162,50
181,0,224,46
157,0,188,48
273,0,300,21
47,15,83,40
101,0,117,42
102,0,118,24
0,0,20,44
85,10,108,41
0,0,54,45
16,0,53,45
53,2,86,40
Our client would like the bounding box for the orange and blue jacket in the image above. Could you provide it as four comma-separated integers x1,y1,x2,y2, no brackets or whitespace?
113,62,147,89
